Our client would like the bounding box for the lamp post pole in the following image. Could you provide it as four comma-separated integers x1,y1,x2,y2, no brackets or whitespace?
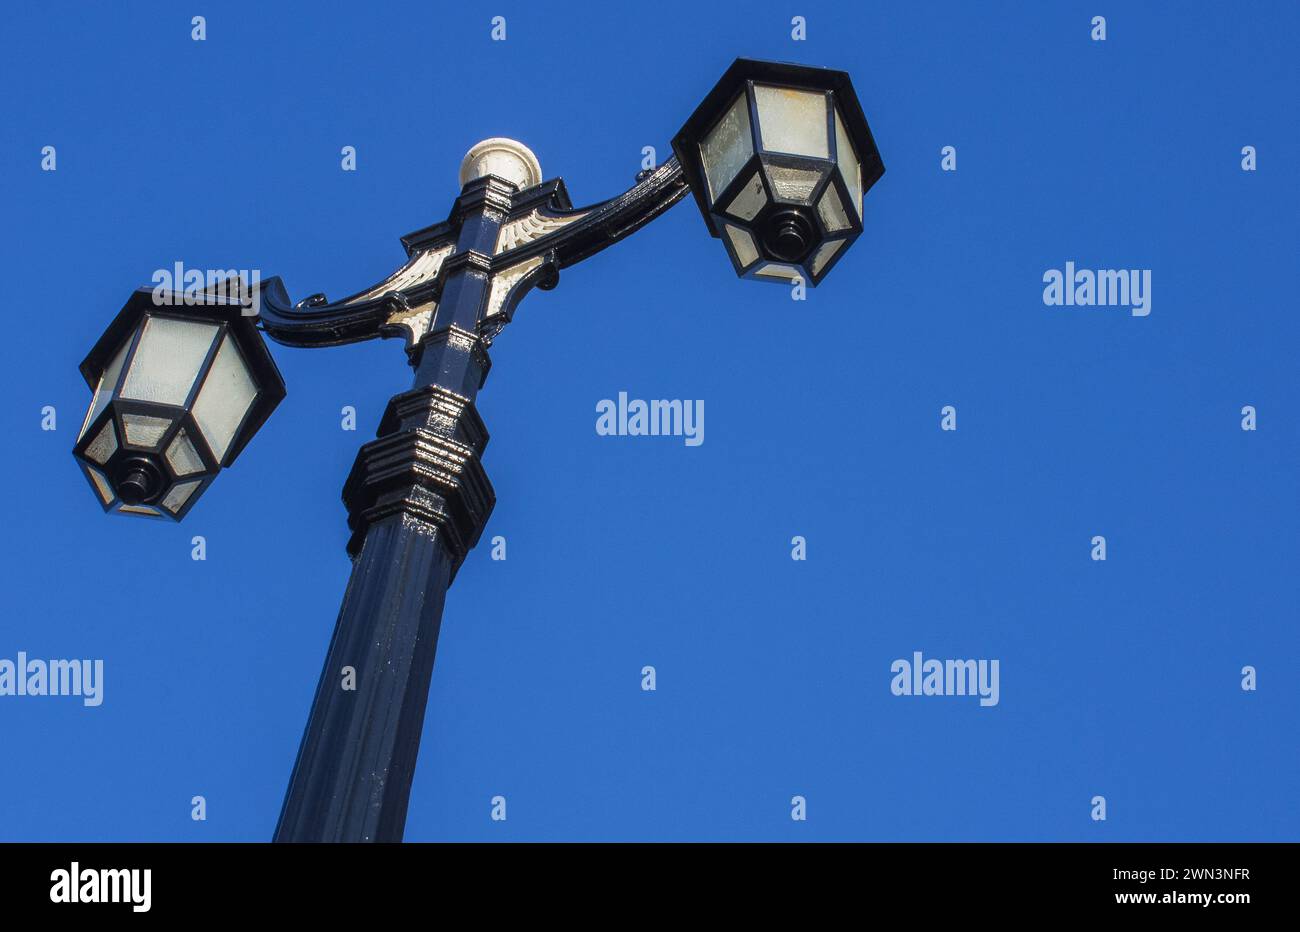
272,143,690,841
270,194,498,842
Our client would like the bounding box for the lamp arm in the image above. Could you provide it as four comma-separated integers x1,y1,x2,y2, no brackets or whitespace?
493,155,690,272
470,155,691,347
254,154,691,351
255,277,414,348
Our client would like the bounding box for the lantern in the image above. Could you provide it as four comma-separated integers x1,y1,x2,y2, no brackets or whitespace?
672,58,885,286
72,282,286,519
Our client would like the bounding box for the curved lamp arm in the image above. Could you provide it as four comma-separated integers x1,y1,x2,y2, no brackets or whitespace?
494,157,687,271
257,155,690,352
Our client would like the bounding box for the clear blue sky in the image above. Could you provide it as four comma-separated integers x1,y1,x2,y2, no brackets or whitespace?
0,1,1295,841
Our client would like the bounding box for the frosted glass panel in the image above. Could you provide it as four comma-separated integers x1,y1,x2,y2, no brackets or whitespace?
161,479,202,515
700,93,753,201
166,429,206,477
80,338,131,439
724,225,759,268
817,184,851,232
121,316,219,405
811,239,846,276
754,263,803,283
118,504,162,517
123,413,173,448
725,172,767,221
86,465,114,505
754,85,828,157
192,334,258,463
766,165,823,203
85,421,118,465
834,108,862,218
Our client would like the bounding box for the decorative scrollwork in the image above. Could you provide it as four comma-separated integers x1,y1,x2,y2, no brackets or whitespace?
257,157,689,353
495,210,586,254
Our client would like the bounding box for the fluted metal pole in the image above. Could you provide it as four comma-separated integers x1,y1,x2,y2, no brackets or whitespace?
273,176,510,842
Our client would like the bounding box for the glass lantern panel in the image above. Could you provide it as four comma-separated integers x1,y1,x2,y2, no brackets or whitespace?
85,420,118,465
192,333,258,463
834,107,862,218
122,413,173,448
80,338,131,440
118,504,162,517
161,479,203,515
754,263,804,283
724,225,759,268
700,93,754,202
165,428,206,477
754,85,829,158
811,239,847,276
816,184,852,233
725,172,767,221
765,165,824,203
85,465,115,505
121,316,220,405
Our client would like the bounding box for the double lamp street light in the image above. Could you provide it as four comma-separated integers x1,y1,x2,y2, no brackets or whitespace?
70,58,884,842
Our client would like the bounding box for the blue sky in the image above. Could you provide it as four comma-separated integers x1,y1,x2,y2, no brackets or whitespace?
0,1,1295,841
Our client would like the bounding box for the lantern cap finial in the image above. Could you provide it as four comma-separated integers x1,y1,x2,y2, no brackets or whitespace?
458,138,543,191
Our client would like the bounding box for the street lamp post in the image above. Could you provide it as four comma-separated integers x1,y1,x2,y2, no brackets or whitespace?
71,58,884,842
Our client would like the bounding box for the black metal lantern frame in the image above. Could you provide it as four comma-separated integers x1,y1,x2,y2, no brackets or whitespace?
73,283,285,520
671,58,885,286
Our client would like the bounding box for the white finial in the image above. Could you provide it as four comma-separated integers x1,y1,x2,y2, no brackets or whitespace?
459,138,543,190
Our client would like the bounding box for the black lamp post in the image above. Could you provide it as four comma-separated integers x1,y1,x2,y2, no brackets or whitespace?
72,58,884,842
